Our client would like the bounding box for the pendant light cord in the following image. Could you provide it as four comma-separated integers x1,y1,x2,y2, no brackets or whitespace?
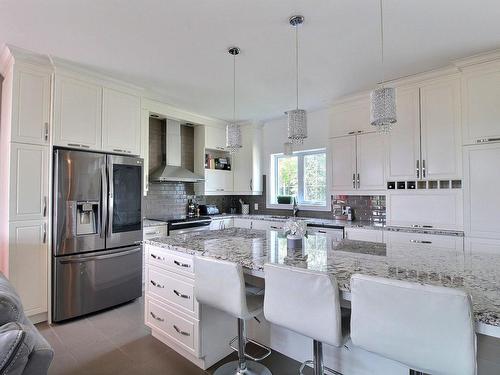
295,24,299,110
233,52,236,122
380,0,385,86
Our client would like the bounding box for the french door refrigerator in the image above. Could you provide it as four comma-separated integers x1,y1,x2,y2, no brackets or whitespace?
52,149,143,322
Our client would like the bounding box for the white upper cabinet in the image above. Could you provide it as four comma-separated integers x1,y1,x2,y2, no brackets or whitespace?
204,169,233,193
232,125,262,194
329,97,371,137
386,86,420,180
330,136,357,191
420,76,461,179
357,132,386,190
9,220,48,317
464,143,500,239
9,143,48,221
331,133,385,192
462,65,500,145
205,126,226,150
11,65,51,145
102,88,141,155
53,75,102,150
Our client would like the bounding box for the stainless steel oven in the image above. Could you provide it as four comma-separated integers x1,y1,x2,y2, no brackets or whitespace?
52,149,143,322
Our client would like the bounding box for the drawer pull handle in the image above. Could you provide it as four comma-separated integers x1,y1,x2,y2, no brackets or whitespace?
270,226,281,230
173,290,190,299
150,311,164,322
150,253,165,261
410,240,432,244
317,230,326,234
146,231,161,235
173,325,190,336
150,280,165,288
174,260,191,268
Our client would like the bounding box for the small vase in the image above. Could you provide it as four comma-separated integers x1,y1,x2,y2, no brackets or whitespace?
287,235,303,250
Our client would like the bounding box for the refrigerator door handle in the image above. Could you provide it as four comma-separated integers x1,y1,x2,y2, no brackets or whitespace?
101,165,108,238
58,247,141,264
107,156,113,238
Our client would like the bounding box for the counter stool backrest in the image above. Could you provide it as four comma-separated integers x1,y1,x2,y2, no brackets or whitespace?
263,263,343,347
350,274,477,375
194,256,248,319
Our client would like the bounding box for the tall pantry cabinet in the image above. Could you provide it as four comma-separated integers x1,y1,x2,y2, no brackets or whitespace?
0,47,51,322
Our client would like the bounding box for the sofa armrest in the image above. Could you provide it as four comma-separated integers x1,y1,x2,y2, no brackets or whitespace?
0,322,34,375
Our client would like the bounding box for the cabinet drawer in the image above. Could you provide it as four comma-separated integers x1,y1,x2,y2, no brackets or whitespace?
385,231,463,250
146,245,194,277
146,297,198,355
147,265,195,315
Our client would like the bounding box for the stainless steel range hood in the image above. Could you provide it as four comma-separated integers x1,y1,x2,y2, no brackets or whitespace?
149,119,204,183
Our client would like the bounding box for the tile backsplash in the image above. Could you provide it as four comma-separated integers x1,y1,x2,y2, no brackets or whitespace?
332,194,386,223
144,174,386,223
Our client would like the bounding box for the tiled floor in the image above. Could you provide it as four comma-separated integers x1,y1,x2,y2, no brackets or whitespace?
38,297,500,375
37,297,303,375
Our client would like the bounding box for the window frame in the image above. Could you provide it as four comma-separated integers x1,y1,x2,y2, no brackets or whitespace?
268,148,329,211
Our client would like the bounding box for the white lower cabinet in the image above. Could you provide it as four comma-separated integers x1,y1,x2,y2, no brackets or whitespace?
345,227,383,242
209,218,234,230
145,244,235,370
307,226,344,241
233,218,252,229
8,220,48,319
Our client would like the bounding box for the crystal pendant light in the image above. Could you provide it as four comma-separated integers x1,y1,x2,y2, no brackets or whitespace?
370,0,396,133
283,141,294,156
226,47,242,153
286,15,307,145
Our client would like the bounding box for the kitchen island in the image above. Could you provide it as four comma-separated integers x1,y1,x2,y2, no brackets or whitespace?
144,228,500,372
146,227,500,333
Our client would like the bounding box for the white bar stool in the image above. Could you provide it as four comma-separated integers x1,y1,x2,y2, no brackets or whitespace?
263,263,344,375
194,256,272,375
350,274,477,375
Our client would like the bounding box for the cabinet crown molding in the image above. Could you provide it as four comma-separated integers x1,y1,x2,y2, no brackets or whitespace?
1,45,52,74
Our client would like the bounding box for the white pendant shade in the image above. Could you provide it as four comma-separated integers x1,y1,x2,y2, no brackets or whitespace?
226,123,242,153
286,109,307,144
370,87,396,133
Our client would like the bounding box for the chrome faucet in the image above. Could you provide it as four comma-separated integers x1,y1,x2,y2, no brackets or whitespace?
292,197,299,217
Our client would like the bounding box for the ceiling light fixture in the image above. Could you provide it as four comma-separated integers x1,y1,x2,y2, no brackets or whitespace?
284,141,294,156
286,15,307,145
370,0,396,133
226,46,242,153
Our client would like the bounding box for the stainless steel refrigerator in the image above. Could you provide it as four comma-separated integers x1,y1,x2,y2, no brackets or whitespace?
52,149,143,322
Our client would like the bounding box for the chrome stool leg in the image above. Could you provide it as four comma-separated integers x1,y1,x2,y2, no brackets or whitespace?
299,340,343,375
214,318,272,375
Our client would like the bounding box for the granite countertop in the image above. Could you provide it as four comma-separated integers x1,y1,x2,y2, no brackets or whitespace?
145,228,500,329
209,213,385,231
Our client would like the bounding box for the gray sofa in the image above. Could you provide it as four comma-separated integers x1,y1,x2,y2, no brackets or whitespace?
0,273,53,375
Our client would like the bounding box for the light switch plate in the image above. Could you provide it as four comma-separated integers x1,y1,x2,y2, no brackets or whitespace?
254,203,259,211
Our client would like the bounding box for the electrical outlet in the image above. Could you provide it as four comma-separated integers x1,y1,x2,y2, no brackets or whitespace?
254,203,259,211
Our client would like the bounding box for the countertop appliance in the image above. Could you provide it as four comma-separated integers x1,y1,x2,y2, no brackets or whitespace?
199,204,219,215
52,149,143,322
167,216,212,235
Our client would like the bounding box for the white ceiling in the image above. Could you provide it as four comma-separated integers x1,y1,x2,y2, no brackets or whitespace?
1,1,500,122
